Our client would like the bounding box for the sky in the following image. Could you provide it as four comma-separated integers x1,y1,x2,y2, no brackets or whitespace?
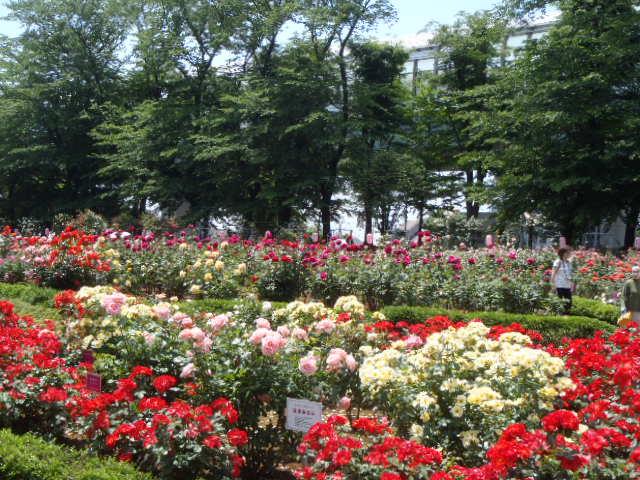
0,0,499,41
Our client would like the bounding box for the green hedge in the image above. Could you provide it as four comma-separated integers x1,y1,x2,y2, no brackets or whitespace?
0,282,60,321
571,296,619,324
380,305,615,345
0,429,153,480
178,297,287,315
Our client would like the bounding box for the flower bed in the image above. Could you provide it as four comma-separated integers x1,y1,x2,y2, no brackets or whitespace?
3,283,640,479
3,226,635,313
0,300,246,479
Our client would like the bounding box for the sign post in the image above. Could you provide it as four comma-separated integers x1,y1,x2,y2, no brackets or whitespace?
285,398,322,433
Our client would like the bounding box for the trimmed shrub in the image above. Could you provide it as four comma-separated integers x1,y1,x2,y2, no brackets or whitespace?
381,305,615,345
0,282,59,306
0,429,153,480
0,282,60,321
178,298,287,316
571,296,619,324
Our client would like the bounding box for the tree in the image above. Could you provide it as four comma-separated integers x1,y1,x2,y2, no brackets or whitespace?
425,11,508,219
341,41,409,236
406,83,466,231
93,0,247,222
491,0,640,244
296,0,396,238
0,0,132,223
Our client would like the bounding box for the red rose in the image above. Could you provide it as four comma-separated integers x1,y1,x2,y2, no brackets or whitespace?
118,452,133,462
139,396,168,411
227,428,249,447
39,387,68,403
203,435,223,449
380,473,401,480
541,410,579,433
130,365,154,377
153,374,177,393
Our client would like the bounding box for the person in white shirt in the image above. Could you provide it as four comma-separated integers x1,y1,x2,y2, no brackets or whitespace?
551,247,573,314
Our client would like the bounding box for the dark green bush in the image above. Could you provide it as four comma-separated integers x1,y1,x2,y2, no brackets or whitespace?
0,429,153,480
571,296,619,324
381,305,615,345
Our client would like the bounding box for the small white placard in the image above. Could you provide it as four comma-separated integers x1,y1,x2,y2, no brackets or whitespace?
285,397,323,432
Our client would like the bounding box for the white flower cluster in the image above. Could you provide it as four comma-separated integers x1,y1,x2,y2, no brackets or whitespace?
360,322,573,442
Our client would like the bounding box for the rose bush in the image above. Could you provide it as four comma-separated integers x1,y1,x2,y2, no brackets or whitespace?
359,320,574,464
0,300,246,479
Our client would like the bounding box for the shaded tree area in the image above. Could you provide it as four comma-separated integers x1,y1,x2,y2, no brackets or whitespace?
1,0,639,245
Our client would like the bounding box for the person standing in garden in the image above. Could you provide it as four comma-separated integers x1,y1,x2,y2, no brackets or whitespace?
551,247,573,314
621,266,640,324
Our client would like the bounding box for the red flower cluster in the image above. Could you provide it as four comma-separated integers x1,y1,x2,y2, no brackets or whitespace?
296,415,445,480
446,322,640,478
0,301,247,478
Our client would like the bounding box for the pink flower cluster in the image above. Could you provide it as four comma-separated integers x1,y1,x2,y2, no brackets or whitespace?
101,292,127,316
299,352,319,376
249,323,288,357
326,348,357,372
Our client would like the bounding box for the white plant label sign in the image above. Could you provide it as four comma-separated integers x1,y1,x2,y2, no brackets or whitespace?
285,397,323,432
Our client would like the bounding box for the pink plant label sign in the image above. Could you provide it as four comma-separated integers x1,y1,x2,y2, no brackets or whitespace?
86,373,102,392
285,398,322,433
82,350,95,363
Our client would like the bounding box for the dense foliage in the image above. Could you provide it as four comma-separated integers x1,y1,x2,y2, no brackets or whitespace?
1,0,638,241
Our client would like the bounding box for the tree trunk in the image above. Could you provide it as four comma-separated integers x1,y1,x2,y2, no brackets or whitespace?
364,201,373,237
561,227,574,247
465,170,479,219
320,185,332,240
624,206,639,249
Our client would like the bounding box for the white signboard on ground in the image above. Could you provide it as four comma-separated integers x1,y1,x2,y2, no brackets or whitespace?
285,398,323,433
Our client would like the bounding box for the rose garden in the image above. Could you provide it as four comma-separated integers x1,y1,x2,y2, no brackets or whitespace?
2,0,640,478
1,225,640,479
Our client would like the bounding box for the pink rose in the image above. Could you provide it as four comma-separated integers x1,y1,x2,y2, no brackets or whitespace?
199,336,213,353
404,335,424,349
255,317,271,329
261,332,286,356
314,319,336,334
180,363,195,378
143,332,156,346
190,327,205,342
345,354,358,372
180,317,194,328
208,314,229,332
178,329,192,341
101,293,127,316
276,325,290,338
291,327,309,341
249,328,270,345
153,304,171,320
298,353,319,376
326,348,347,371
338,396,351,410
179,327,205,342
171,313,192,327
